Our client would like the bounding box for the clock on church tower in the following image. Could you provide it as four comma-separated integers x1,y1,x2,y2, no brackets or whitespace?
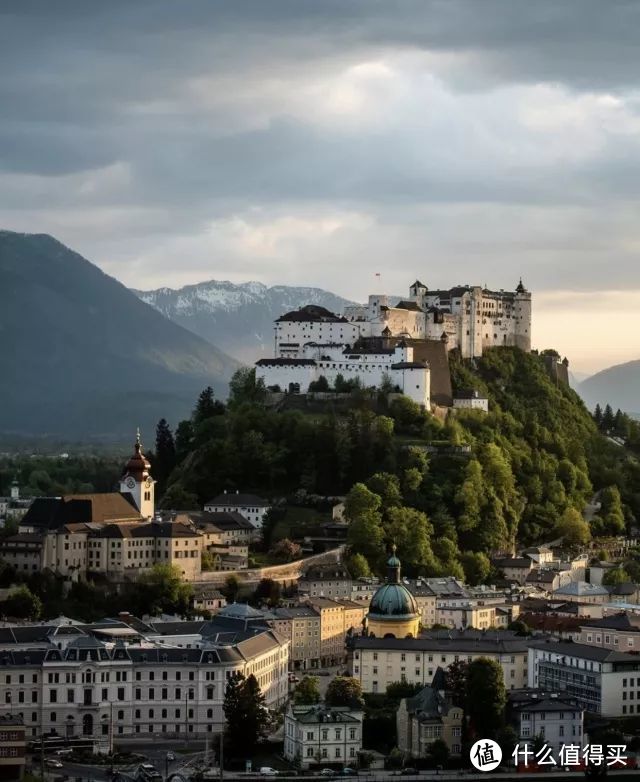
119,429,155,518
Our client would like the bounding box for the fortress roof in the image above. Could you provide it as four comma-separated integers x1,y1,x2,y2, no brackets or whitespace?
276,304,347,323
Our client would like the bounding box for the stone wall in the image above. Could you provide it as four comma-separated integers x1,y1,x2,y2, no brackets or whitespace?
193,545,344,588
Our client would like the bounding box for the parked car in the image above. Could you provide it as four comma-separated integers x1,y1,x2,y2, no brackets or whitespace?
320,770,336,777
137,763,162,781
400,768,418,776
45,758,63,769
341,769,358,777
54,748,73,756
260,768,279,777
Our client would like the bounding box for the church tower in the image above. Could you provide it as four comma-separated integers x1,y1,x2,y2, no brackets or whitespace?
120,430,155,519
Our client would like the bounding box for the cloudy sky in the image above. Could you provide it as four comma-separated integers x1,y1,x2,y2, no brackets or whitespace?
2,1,639,375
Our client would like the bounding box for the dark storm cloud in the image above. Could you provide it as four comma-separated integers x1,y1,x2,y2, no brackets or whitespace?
1,0,640,327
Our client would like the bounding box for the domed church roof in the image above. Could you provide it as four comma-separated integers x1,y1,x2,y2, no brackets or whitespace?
368,547,418,620
122,429,151,482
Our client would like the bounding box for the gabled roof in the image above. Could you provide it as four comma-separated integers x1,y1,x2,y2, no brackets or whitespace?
206,493,269,507
553,581,609,597
276,305,347,323
21,493,142,531
527,638,640,663
579,613,640,632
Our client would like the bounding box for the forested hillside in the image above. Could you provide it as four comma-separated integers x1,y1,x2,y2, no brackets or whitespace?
158,348,640,582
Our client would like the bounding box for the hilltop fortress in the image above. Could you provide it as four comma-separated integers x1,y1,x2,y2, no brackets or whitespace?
256,280,532,408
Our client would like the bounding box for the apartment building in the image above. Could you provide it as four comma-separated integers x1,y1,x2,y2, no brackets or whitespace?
0,617,289,740
272,599,366,669
350,630,528,694
507,689,583,756
298,565,353,599
578,613,640,652
284,704,363,769
397,672,463,758
271,606,321,670
527,639,640,717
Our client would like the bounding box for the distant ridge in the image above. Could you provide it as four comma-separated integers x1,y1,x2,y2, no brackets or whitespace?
0,231,239,438
577,358,640,414
134,280,357,363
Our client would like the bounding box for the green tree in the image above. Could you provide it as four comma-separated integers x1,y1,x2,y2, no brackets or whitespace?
174,419,194,461
466,658,506,738
444,660,469,709
269,538,302,562
201,550,216,572
345,553,371,579
2,586,42,620
308,375,330,392
194,386,224,425
133,564,193,616
507,620,531,636
325,677,364,709
253,578,282,606
602,567,630,586
228,368,267,408
222,575,240,603
601,404,615,432
154,418,176,491
386,681,422,702
554,507,591,546
593,404,603,428
599,485,626,535
293,676,321,705
223,672,269,756
344,483,381,521
460,551,491,586
429,738,450,767
366,472,402,509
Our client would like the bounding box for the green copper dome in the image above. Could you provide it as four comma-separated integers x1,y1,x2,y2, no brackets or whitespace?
368,582,418,619
368,545,418,619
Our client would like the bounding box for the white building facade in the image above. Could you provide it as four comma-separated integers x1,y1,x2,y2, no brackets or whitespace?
527,640,640,717
256,342,430,407
0,622,289,740
284,704,363,769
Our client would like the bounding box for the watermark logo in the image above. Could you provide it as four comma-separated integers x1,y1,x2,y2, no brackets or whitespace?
512,742,628,768
470,739,502,772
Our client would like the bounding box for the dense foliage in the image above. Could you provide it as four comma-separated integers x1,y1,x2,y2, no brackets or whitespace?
153,350,638,579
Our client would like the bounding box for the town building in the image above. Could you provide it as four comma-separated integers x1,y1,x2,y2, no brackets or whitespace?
452,389,489,413
271,606,321,670
284,703,363,769
191,589,227,615
527,638,640,717
396,670,463,759
551,582,610,605
350,630,528,694
507,689,583,756
0,714,25,780
256,340,431,407
0,615,289,739
271,599,366,670
578,613,640,651
0,441,257,583
203,492,271,529
298,565,353,599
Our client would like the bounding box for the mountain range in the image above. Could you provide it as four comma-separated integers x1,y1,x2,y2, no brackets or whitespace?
576,361,640,416
2,229,638,441
133,280,356,363
0,231,239,439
